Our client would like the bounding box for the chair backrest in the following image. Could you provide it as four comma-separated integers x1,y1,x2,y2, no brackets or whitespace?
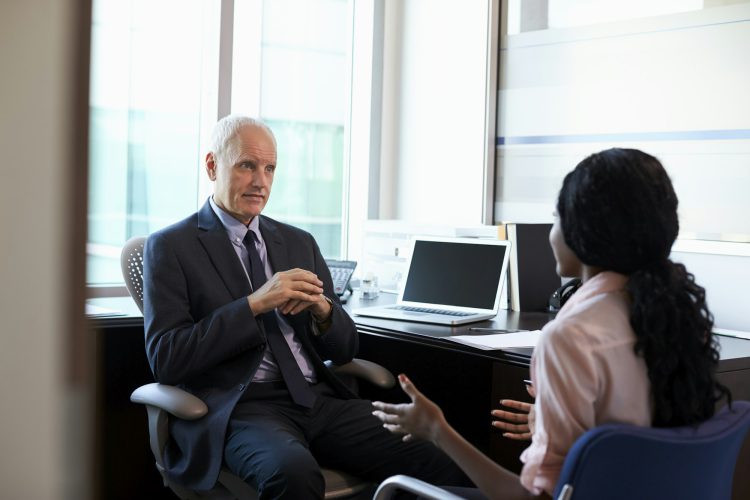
121,236,147,314
553,401,750,500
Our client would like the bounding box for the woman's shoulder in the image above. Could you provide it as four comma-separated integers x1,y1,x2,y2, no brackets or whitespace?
541,289,632,350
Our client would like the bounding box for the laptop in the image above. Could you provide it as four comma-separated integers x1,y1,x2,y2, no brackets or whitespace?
353,236,511,326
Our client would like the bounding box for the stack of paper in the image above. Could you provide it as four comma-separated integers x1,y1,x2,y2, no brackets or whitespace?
447,330,542,350
86,303,126,318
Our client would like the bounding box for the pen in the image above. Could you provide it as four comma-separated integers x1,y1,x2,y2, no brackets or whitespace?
467,327,527,333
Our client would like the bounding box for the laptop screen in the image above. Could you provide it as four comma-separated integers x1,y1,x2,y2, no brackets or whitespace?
401,239,509,310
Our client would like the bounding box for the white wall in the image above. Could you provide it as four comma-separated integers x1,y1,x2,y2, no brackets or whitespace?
379,0,492,225
494,2,750,331
495,5,750,238
671,245,750,331
0,1,91,499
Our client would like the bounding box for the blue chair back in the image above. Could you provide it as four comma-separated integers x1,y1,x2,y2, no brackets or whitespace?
553,401,750,500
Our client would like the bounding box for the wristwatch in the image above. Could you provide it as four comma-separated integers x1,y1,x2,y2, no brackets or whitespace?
314,295,334,330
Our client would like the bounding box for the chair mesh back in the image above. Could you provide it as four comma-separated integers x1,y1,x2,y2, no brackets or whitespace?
121,236,146,314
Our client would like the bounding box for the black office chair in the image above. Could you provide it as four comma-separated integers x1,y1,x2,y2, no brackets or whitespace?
122,236,396,499
373,402,750,500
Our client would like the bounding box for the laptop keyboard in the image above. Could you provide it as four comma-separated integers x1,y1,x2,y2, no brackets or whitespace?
392,306,473,317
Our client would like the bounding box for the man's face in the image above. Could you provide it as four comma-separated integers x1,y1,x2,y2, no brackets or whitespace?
208,125,277,225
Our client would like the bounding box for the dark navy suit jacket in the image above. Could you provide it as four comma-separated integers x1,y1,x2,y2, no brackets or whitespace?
142,200,358,491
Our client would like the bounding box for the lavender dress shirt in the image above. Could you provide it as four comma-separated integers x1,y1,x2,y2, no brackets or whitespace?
209,196,317,383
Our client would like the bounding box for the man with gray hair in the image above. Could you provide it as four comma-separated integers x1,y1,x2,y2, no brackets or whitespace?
143,114,468,498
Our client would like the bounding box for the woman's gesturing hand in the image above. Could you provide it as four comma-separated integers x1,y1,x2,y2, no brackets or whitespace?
371,374,447,444
491,383,536,441
491,399,535,441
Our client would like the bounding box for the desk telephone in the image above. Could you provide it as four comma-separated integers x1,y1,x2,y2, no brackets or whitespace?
325,259,357,303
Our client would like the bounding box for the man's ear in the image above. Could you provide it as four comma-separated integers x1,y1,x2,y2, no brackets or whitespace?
205,152,217,181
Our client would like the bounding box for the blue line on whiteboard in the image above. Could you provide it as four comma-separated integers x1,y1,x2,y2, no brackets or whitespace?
497,129,750,146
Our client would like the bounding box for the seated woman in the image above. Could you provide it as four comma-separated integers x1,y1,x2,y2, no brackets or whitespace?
372,148,731,499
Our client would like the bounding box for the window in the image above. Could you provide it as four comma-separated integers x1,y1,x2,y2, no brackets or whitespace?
231,0,353,258
88,0,358,286
88,0,220,285
496,0,750,244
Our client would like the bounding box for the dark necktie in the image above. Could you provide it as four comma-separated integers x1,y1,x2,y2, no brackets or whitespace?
244,230,316,408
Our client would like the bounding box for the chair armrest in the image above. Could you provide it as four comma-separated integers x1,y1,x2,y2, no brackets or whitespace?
373,474,464,500
130,383,208,420
327,358,396,389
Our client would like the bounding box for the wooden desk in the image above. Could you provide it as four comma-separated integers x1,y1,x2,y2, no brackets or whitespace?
90,294,750,499
89,297,162,499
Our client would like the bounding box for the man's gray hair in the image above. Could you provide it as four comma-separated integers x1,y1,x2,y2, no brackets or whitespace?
210,114,276,166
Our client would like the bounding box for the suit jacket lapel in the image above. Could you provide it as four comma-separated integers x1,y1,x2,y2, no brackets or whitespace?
197,200,252,299
259,216,290,274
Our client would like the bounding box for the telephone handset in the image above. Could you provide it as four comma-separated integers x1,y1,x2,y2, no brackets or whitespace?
548,278,582,312
325,259,357,303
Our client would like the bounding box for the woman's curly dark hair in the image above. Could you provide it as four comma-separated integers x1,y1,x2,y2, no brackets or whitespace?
557,148,730,426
